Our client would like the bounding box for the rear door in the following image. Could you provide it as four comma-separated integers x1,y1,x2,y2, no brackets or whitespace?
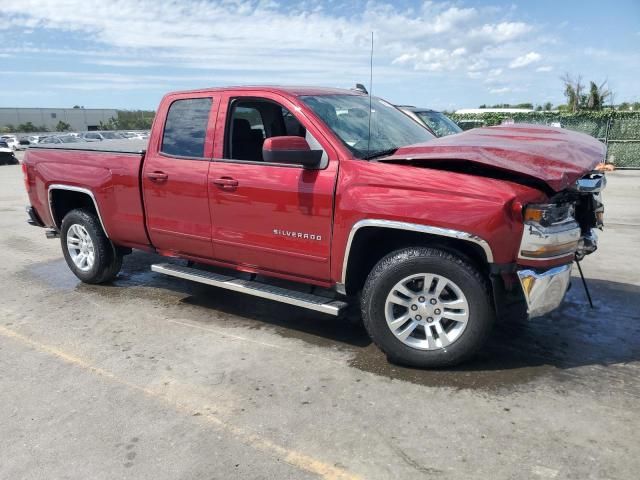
142,94,218,258
207,92,338,282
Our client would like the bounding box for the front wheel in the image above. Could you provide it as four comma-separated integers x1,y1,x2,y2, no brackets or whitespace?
361,247,494,368
60,208,122,284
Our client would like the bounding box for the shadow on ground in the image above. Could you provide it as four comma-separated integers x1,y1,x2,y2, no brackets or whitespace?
26,251,640,391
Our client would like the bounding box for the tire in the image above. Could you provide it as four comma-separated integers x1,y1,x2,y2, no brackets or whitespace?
60,208,123,284
361,247,494,368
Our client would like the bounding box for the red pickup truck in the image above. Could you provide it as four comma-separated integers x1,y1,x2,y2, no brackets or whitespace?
22,86,606,367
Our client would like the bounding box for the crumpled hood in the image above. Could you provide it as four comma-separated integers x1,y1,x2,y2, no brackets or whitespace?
383,124,606,192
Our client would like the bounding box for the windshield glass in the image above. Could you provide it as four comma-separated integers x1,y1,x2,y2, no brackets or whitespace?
416,111,462,137
301,94,434,159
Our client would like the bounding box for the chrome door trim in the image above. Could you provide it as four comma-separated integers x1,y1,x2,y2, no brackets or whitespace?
48,184,110,238
340,219,494,286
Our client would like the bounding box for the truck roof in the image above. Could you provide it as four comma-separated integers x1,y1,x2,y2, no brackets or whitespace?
165,85,366,97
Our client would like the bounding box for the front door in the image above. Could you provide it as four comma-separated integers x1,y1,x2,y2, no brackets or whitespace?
142,95,218,258
208,93,338,282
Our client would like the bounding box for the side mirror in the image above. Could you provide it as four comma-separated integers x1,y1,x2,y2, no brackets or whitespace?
262,136,322,168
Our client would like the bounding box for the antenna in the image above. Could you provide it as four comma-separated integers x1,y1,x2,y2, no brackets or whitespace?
367,31,374,157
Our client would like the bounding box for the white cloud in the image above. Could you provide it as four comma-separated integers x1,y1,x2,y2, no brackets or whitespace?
0,0,544,86
536,65,553,72
469,22,532,43
393,47,470,72
0,0,581,109
509,52,541,68
489,87,512,94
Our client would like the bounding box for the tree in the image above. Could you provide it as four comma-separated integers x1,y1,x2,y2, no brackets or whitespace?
543,102,553,111
99,117,118,130
17,122,38,132
562,74,613,112
561,74,584,113
0,124,15,133
55,121,71,132
586,80,611,110
115,110,155,130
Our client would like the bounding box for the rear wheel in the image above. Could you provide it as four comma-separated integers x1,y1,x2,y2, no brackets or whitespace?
60,208,122,284
361,247,494,368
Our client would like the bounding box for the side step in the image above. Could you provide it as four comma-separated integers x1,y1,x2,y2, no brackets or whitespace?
151,263,348,316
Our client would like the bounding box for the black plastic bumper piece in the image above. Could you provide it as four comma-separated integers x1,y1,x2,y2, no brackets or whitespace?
489,263,528,322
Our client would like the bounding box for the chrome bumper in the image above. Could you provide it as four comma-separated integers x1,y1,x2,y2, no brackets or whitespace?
517,264,572,318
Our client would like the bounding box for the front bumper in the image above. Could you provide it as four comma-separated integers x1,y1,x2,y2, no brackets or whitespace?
517,264,572,318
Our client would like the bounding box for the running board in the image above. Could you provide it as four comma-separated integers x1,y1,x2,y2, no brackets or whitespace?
151,263,348,316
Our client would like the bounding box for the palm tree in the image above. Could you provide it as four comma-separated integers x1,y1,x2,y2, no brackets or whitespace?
586,80,611,110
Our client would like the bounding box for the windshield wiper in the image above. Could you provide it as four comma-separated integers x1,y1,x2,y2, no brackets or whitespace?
362,147,398,160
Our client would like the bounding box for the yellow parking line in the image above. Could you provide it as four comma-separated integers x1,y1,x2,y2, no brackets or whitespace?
0,325,362,480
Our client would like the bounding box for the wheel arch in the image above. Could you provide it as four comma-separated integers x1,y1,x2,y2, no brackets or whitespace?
48,185,109,237
340,220,493,296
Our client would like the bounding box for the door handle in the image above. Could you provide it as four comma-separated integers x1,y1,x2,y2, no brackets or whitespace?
213,177,239,189
147,171,168,182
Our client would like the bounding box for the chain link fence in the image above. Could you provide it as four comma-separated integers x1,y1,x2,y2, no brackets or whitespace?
449,112,640,169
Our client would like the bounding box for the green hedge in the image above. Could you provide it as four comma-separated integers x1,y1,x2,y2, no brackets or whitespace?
607,142,640,168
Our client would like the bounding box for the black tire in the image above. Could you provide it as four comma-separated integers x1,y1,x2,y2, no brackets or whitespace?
361,247,494,368
60,208,122,284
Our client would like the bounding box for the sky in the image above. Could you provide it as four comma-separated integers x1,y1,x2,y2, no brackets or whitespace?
0,0,638,110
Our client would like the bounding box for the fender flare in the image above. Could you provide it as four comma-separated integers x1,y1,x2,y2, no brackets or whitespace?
338,219,494,292
48,184,110,238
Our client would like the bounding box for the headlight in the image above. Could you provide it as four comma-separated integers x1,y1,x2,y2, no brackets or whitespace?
523,203,575,227
519,203,580,261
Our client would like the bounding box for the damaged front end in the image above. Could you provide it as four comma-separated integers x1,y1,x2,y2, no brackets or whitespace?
494,171,606,320
572,171,606,260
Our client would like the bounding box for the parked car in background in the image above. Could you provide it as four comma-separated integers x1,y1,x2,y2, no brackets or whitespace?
39,135,86,145
17,135,46,150
0,135,19,150
397,106,462,137
83,131,126,141
122,131,148,140
0,141,18,165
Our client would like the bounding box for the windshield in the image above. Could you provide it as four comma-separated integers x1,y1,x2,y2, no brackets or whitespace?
301,94,434,159
415,111,462,137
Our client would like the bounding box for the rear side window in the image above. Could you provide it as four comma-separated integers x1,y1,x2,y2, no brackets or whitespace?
162,98,212,158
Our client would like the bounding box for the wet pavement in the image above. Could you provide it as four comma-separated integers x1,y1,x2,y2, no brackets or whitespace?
1,163,639,479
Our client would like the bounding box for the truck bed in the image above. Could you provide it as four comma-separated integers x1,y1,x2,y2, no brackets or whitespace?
30,139,147,154
24,142,150,250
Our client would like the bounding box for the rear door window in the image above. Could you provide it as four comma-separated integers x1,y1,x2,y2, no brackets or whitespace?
161,98,212,158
